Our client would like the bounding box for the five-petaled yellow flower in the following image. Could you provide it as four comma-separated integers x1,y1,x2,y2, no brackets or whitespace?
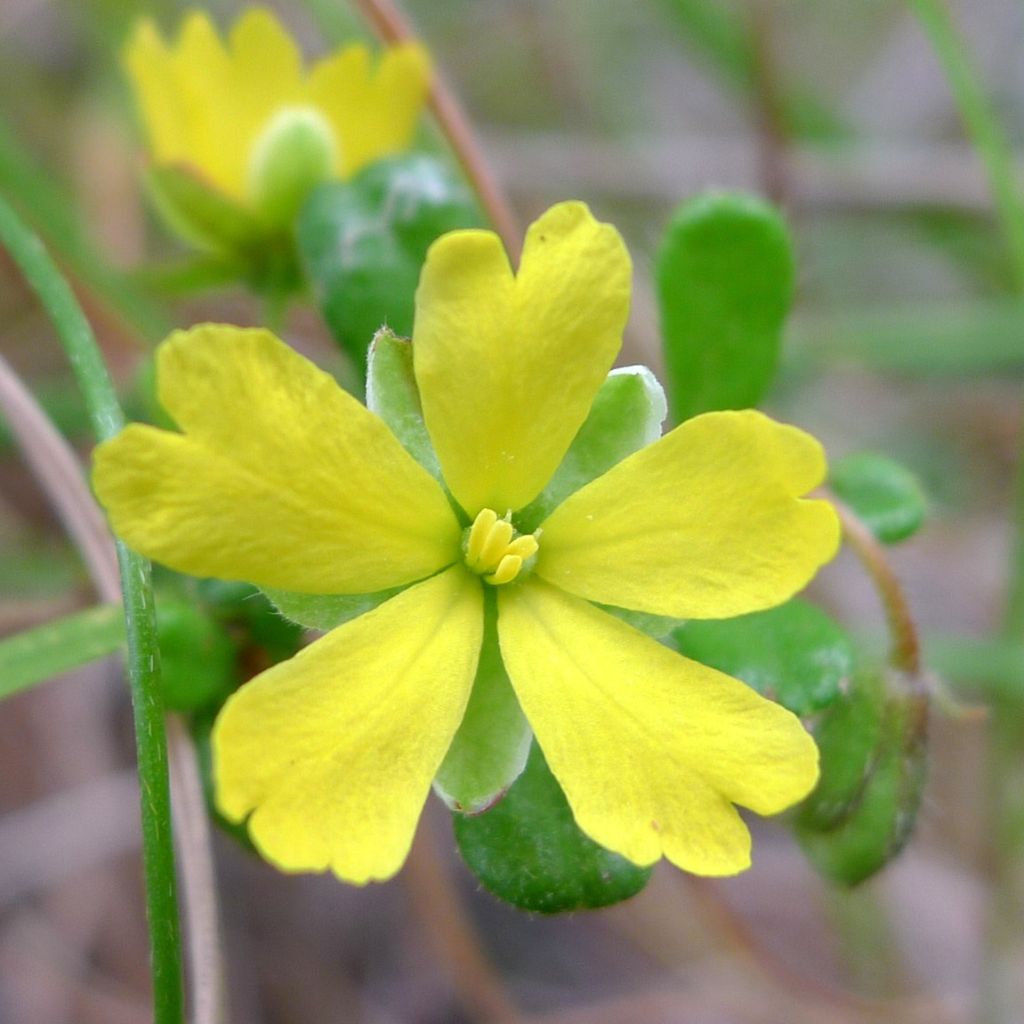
124,7,429,231
93,202,839,885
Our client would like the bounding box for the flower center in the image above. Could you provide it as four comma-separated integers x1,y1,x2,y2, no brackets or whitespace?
463,509,539,586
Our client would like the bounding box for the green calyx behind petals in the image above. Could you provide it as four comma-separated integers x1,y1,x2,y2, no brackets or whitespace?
261,584,405,632
366,329,442,482
434,592,531,813
516,366,667,533
144,165,301,295
146,164,264,255
247,107,337,228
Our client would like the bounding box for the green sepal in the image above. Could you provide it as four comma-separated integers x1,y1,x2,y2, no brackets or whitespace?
298,154,482,372
366,329,442,480
797,675,927,886
145,164,301,297
598,604,684,641
671,598,853,716
260,584,405,633
655,190,794,423
155,598,236,713
515,366,668,533
830,452,928,545
454,744,652,914
146,164,263,255
434,591,531,813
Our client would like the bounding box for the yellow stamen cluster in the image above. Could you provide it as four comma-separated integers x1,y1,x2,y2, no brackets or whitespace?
464,509,539,586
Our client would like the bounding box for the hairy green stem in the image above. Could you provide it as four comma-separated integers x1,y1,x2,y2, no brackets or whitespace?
0,194,183,1024
907,4,1024,1021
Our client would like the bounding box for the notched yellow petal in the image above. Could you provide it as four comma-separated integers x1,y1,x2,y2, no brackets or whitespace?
538,409,840,619
498,581,819,876
93,325,460,594
414,201,631,515
214,567,483,884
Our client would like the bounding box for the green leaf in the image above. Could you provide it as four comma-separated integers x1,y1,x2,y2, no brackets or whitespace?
454,745,652,913
671,599,853,715
434,593,531,813
193,579,303,665
797,679,927,886
830,452,928,544
155,599,236,713
298,155,482,372
655,191,794,423
796,669,887,832
366,329,442,480
0,604,125,701
515,366,667,533
260,585,404,632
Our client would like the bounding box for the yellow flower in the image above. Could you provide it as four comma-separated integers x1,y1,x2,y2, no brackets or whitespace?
124,7,430,231
93,202,839,885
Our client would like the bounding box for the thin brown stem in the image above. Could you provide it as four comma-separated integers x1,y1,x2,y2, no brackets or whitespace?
351,0,522,261
828,493,921,677
684,877,955,1023
747,0,790,206
403,813,521,1024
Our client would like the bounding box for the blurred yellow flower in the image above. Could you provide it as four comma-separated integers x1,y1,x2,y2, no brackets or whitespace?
93,202,838,885
124,7,430,227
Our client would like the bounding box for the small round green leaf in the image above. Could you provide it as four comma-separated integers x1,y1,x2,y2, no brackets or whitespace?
671,599,854,715
655,190,794,423
830,452,928,544
298,155,482,371
454,745,652,914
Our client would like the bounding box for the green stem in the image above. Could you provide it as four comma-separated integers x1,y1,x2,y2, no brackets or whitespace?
908,0,1024,291
907,5,1024,1021
0,194,184,1024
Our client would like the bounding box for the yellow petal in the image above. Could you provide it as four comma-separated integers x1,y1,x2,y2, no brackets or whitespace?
92,326,460,593
309,42,431,179
414,202,631,516
167,12,238,195
537,409,840,618
123,19,187,166
498,580,819,875
228,8,307,194
214,567,483,883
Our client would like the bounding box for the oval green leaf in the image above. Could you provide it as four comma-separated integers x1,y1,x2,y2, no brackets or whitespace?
454,745,652,914
830,452,928,544
671,598,854,715
655,190,794,423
